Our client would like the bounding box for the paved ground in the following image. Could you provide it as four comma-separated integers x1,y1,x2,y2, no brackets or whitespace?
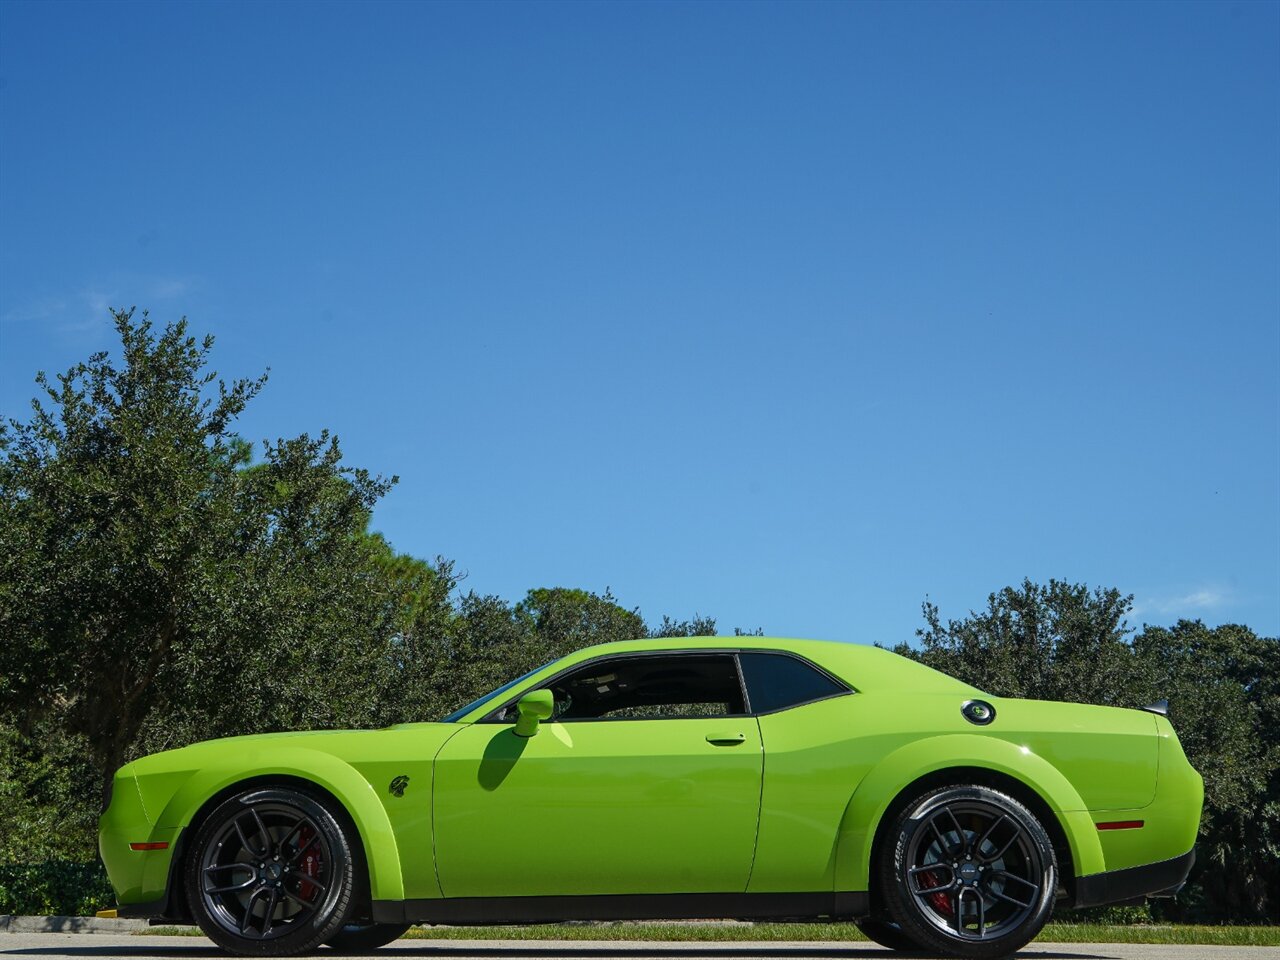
1,934,1278,960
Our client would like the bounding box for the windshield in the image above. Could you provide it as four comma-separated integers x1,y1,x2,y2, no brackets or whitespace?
439,659,560,722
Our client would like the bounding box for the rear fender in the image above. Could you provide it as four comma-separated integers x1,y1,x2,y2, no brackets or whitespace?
834,734,1105,890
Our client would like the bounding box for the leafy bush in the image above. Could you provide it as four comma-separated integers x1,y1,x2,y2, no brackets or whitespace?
0,862,114,916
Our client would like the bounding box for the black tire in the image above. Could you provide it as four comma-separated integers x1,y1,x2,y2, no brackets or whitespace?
855,918,925,953
878,784,1057,959
326,924,412,953
186,786,356,956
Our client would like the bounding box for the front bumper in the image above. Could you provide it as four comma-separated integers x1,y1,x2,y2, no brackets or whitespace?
99,768,180,913
1073,848,1195,909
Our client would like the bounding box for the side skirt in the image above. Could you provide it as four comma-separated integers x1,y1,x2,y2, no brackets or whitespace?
373,892,869,926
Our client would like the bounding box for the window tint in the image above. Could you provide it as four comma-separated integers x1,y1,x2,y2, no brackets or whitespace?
537,654,746,721
739,652,848,713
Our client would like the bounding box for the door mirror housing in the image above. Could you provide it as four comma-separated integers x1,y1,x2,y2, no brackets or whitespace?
514,689,554,737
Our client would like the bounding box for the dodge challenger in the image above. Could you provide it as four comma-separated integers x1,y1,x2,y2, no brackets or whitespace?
99,637,1202,958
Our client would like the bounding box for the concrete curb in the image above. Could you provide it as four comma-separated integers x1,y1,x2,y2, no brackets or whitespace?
0,916,152,934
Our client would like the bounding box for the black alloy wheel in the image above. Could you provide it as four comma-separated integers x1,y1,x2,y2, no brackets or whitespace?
880,784,1057,959
186,787,355,955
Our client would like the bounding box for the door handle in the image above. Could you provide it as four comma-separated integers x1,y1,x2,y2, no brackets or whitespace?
705,732,747,746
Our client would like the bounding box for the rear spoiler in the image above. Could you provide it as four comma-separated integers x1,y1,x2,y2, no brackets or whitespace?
1141,698,1169,716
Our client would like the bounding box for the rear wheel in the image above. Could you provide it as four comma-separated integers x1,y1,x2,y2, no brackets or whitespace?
326,923,412,953
185,787,356,955
879,784,1057,959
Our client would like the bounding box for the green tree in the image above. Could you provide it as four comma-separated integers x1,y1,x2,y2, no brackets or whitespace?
1130,621,1279,922
900,579,1143,705
515,586,646,663
648,614,718,638
0,309,398,801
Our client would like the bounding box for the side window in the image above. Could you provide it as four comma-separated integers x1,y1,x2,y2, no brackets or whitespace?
542,654,746,721
739,652,849,714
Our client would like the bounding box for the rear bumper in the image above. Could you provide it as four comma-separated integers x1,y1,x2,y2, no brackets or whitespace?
1072,848,1195,908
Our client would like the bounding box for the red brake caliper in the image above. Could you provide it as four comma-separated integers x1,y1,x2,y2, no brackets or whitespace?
296,826,321,902
917,869,953,915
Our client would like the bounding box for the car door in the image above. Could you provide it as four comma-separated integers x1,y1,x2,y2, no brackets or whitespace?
432,652,763,898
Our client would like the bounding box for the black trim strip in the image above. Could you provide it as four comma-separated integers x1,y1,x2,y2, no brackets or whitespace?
372,891,869,926
1072,848,1195,909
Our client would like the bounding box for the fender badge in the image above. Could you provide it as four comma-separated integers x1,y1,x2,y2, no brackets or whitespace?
388,775,410,797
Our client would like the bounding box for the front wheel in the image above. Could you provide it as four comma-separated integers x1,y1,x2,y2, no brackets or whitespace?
878,784,1057,959
186,787,357,955
327,923,413,953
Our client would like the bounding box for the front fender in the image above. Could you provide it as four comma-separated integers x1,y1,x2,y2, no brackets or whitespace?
150,746,405,902
833,734,1105,890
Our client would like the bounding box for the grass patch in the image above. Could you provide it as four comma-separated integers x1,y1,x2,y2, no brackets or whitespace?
141,921,1280,946
401,922,1279,946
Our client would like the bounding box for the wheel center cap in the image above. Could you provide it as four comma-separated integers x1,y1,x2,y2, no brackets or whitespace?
959,863,980,882
264,862,284,881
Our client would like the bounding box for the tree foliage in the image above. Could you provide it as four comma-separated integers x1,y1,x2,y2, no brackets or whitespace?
0,311,399,804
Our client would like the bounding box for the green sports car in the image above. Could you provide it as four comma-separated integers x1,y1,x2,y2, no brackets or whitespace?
100,637,1202,958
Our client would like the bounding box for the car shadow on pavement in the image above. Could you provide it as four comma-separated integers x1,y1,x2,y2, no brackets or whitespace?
0,946,1115,959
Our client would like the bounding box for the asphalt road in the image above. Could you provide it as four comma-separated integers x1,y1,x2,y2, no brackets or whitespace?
1,934,1277,960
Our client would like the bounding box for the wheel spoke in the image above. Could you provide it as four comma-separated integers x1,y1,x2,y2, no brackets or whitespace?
943,806,967,856
981,823,1021,863
261,887,280,936
974,814,1008,857
286,833,321,866
989,869,1040,909
250,807,272,857
282,885,322,910
233,818,258,859
286,869,327,895
992,869,1040,895
909,863,953,880
239,886,268,936
203,862,252,874
927,816,952,855
206,876,256,895
990,886,1034,909
279,815,313,853
909,881,956,906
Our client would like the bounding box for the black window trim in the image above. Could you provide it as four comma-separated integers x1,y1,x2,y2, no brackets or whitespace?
478,647,855,724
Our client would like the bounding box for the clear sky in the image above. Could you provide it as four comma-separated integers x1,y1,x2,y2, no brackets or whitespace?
1,0,1277,644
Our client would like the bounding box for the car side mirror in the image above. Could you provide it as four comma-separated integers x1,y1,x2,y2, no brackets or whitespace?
513,689,554,738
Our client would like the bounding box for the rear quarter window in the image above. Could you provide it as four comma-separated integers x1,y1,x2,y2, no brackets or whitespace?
739,651,850,714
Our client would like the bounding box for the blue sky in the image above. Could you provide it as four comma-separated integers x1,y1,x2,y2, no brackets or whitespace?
1,0,1277,643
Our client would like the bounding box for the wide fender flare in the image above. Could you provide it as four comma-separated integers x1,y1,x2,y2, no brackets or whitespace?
834,734,1105,890
156,747,404,902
